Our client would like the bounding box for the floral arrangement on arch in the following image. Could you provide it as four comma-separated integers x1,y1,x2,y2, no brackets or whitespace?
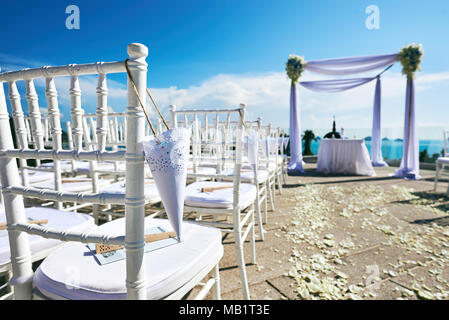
286,54,306,84
398,44,423,79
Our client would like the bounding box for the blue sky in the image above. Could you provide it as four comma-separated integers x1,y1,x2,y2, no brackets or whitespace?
1,0,448,138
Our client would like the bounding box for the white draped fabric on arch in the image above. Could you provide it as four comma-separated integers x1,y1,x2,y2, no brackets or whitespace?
287,51,420,180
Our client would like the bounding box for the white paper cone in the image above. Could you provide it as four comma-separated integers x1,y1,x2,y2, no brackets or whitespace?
261,137,269,158
141,127,191,241
244,133,259,167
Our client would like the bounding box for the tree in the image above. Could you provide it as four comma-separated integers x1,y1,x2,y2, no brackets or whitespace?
419,149,429,163
302,130,317,156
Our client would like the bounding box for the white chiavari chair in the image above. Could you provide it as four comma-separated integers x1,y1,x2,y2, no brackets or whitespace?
215,113,273,233
434,130,449,194
257,123,283,206
0,43,222,300
172,106,257,299
266,124,283,195
214,116,276,225
0,72,96,300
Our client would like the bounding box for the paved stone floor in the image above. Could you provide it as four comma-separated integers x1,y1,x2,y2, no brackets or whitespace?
206,164,449,300
4,164,448,300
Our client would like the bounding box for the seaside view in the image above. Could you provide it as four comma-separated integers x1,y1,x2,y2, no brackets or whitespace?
1,0,448,307
299,126,446,161
306,138,444,160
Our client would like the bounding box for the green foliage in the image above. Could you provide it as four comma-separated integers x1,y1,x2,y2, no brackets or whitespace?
286,54,306,84
419,149,440,163
302,130,317,156
419,149,428,162
398,44,423,79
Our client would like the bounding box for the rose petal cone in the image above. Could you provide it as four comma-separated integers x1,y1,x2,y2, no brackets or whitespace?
141,127,191,241
244,133,259,167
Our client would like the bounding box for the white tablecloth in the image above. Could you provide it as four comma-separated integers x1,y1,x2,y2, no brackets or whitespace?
317,139,375,176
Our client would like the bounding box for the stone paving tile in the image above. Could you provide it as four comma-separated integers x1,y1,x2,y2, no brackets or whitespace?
203,166,448,300
265,275,300,300
21,166,447,300
222,280,287,300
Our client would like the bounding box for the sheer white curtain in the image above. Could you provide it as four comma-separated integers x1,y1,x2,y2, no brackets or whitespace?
393,78,420,179
300,77,375,92
287,83,304,175
304,53,398,75
288,52,420,179
371,77,388,167
298,75,387,167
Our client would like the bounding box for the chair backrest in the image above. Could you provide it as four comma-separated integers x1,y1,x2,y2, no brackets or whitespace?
0,43,149,299
172,106,245,207
170,104,246,170
82,110,155,150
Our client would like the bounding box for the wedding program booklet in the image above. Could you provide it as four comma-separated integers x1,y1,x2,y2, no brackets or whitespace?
86,226,179,265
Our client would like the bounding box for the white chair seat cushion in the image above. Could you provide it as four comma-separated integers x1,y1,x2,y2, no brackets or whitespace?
33,218,223,300
23,171,54,184
76,162,126,174
268,162,277,172
269,157,284,165
40,160,87,172
0,171,53,186
184,181,256,209
101,179,160,202
187,167,216,175
187,160,218,169
221,168,269,183
0,207,94,266
33,178,111,192
40,161,125,174
437,157,449,164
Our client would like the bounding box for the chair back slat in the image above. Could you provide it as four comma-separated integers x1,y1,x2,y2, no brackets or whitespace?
25,80,44,167
8,81,30,186
96,72,108,151
69,75,84,151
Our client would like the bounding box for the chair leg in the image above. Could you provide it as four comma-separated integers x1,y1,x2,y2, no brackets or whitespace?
4,269,13,298
213,263,221,300
255,186,265,241
282,162,287,185
277,170,282,194
233,221,250,300
263,183,268,224
106,204,113,222
268,180,275,213
93,204,100,225
434,162,440,191
250,204,256,265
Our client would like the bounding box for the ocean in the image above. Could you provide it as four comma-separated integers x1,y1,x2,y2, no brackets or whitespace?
308,139,445,160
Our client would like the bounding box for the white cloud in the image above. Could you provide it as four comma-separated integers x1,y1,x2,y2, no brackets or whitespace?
0,52,48,72
146,70,449,134
2,51,448,139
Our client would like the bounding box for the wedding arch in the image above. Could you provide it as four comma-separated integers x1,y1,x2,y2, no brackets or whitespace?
285,44,423,180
